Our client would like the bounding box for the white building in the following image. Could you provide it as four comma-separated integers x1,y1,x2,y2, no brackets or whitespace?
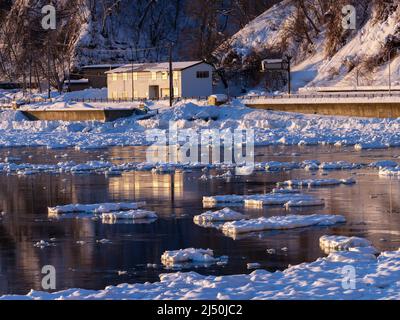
106,61,213,100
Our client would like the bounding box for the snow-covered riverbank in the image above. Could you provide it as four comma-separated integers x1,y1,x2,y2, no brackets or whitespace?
2,237,399,300
2,100,400,149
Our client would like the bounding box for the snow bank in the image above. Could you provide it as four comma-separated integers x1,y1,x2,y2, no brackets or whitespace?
222,214,346,235
101,210,157,222
3,100,400,150
193,208,246,223
6,237,400,300
48,202,145,215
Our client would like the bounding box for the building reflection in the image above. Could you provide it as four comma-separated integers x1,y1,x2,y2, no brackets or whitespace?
108,172,187,202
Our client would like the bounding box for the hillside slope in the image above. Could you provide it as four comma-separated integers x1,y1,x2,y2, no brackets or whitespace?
215,0,400,92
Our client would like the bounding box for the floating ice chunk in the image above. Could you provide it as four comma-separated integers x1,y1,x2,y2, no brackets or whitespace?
97,239,112,244
265,161,300,171
245,194,324,208
222,214,346,235
101,209,158,222
379,166,400,176
161,248,218,268
203,195,246,206
277,178,355,188
48,202,146,215
34,240,54,248
284,198,325,208
319,235,378,255
319,161,362,170
193,208,246,223
247,263,261,270
369,160,398,168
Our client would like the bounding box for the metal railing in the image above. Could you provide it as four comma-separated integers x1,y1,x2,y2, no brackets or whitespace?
239,91,400,101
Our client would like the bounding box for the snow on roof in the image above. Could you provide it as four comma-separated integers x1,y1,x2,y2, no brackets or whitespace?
82,64,125,69
106,61,206,74
64,79,89,84
263,59,284,63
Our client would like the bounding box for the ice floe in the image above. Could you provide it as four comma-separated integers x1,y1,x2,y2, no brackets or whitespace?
161,248,227,269
48,202,146,216
379,166,400,176
319,235,378,255
222,214,346,235
101,210,158,222
277,178,356,188
193,208,246,223
203,192,325,209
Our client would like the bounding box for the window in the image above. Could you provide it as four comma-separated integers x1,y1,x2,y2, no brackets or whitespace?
173,71,179,80
123,73,128,81
112,74,118,81
133,90,138,98
174,87,179,96
112,91,118,99
151,72,157,80
162,72,168,80
133,72,138,81
196,71,209,78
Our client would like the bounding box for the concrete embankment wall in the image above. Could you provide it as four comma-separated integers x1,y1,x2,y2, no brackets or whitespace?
21,109,137,122
245,102,400,118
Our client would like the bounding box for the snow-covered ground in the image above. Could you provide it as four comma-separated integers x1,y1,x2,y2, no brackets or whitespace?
3,237,400,300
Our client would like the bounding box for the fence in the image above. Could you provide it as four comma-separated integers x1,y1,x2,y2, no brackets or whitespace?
0,96,210,107
3,91,400,109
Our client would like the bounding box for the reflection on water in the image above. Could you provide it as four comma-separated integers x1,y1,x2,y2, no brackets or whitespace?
0,145,400,294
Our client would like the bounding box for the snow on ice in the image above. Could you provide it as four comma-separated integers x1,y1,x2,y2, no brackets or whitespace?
193,208,246,223
203,192,325,209
277,178,356,188
320,235,378,255
48,202,146,216
221,214,346,236
101,210,158,222
160,248,227,269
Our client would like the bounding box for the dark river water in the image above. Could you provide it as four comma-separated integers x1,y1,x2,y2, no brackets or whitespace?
1,145,400,295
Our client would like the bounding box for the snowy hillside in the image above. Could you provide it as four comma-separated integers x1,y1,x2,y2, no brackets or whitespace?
215,0,400,92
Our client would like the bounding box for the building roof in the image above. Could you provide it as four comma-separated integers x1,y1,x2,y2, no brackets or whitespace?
105,61,207,74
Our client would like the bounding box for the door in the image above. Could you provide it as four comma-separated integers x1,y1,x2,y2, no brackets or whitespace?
149,85,159,99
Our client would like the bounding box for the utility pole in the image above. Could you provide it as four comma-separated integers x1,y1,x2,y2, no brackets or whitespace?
285,54,292,95
169,44,174,107
47,38,51,99
132,48,135,101
389,49,392,95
